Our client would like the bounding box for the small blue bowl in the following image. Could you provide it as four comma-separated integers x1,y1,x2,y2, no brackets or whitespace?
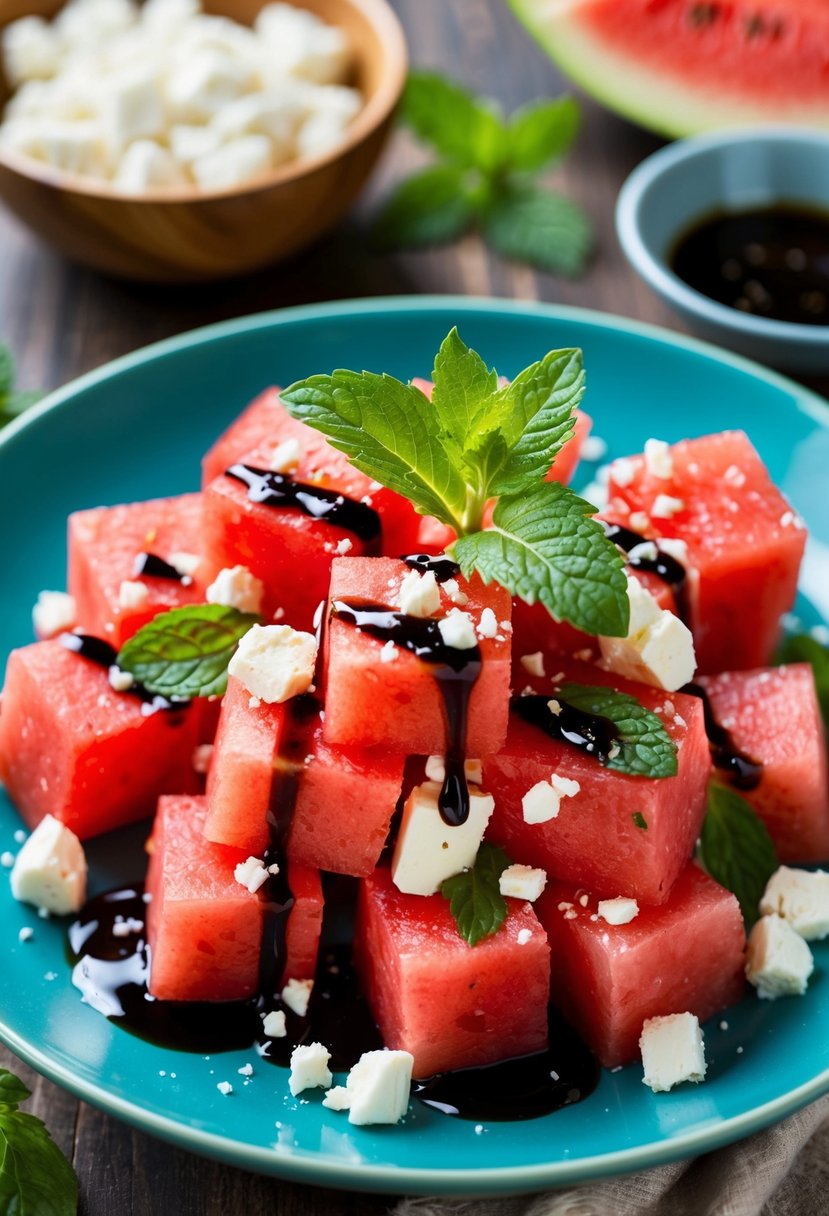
616,128,829,374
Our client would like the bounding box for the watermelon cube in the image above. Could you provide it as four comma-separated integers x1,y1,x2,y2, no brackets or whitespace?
323,557,512,756
697,664,829,862
535,863,746,1068
68,493,205,647
282,862,324,985
483,663,710,904
146,794,263,1002
0,640,199,840
204,675,404,875
356,867,550,1077
606,431,806,673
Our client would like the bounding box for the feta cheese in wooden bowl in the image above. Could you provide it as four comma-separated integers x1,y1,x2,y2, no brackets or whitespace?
0,0,406,279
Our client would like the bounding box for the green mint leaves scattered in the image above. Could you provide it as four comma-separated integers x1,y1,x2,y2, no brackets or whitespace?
555,683,678,778
0,343,43,430
698,783,778,925
374,71,591,276
441,843,512,947
282,329,629,638
0,1068,79,1216
775,632,829,729
116,604,260,700
632,812,648,830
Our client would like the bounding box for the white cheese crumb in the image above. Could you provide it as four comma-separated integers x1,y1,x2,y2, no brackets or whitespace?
1,851,15,868
238,1063,254,1077
18,926,34,943
759,867,829,940
598,897,639,926
322,1085,351,1111
108,665,135,692
424,755,482,785
723,465,746,488
13,830,26,845
217,1081,233,1095
335,538,353,556
581,435,608,462
611,457,636,487
599,574,696,691
379,640,398,664
578,893,589,907
746,915,814,999
547,699,562,716
657,538,689,564
228,623,317,703
629,511,650,532
644,438,673,480
517,928,533,946
499,864,547,902
206,564,265,614
32,590,77,639
442,578,468,607
262,1010,287,1038
118,579,150,610
520,651,545,678
651,495,685,519
398,568,440,618
282,977,314,1018
522,779,562,824
289,1042,332,1096
628,541,659,564
342,1049,413,1125
551,773,580,798
10,814,87,914
392,782,495,896
111,916,143,937
192,743,214,774
233,855,269,894
640,1013,706,1092
476,607,498,639
268,437,302,473
437,608,477,651
167,550,201,579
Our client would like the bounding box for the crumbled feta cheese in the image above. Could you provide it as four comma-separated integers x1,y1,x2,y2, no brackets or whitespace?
238,1062,254,1077
759,867,829,940
335,538,352,556
640,1013,706,1092
628,541,659,564
517,928,533,946
10,815,87,915
599,574,696,691
217,1081,233,1095
424,755,482,785
228,623,317,703
111,915,143,937
746,915,814,999
167,550,201,579
342,1049,413,1125
262,1009,287,1038
499,864,547,902
108,665,135,692
119,579,149,610
723,465,746,488
521,773,579,824
581,435,607,462
644,438,673,480
206,564,264,614
289,1041,332,1096
437,608,477,651
322,1085,351,1111
2,16,62,87
611,457,636,487
192,131,272,188
379,640,398,664
598,897,639,926
281,977,313,1017
192,743,214,774
17,925,34,943
398,569,440,618
442,578,468,606
519,651,545,678
650,494,685,519
32,590,77,639
233,855,269,894
476,608,497,639
392,781,495,896
114,138,187,189
657,538,688,564
1,852,14,868
547,699,562,716
551,774,580,798
268,437,301,473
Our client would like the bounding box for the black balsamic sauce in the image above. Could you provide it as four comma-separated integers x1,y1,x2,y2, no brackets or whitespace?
226,464,381,545
512,694,620,765
670,205,829,326
601,520,690,624
331,599,482,826
133,552,192,584
59,632,188,715
402,553,461,584
681,682,764,790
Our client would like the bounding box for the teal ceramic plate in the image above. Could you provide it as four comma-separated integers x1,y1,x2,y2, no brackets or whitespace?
1,298,828,1197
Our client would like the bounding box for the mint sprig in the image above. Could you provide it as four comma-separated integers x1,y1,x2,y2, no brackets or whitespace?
374,71,591,276
0,1068,78,1216
0,343,43,429
775,632,829,729
698,783,778,925
282,329,629,637
555,682,678,778
116,604,260,699
441,842,512,946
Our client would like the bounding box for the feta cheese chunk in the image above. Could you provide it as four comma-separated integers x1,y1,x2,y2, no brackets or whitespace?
519,651,545,678
255,3,350,86
288,1041,332,1096
322,1085,351,1111
281,976,313,1017
192,132,271,189
521,773,580,824
598,897,639,926
746,914,814,999
391,781,495,897
119,579,149,610
398,569,440,618
644,438,673,480
342,1049,413,1125
32,590,77,639
233,855,269,894
262,1009,287,1038
2,16,62,86
227,623,317,704
759,867,829,941
165,48,253,123
206,564,264,614
113,139,187,190
499,864,547,902
103,67,165,152
267,436,302,474
437,608,478,651
166,550,201,580
10,814,87,915
599,574,696,691
640,1013,707,1093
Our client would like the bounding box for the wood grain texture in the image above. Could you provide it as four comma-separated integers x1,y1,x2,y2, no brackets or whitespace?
0,1,825,1212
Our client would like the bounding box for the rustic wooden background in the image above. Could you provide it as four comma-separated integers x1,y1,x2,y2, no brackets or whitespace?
1,0,825,1212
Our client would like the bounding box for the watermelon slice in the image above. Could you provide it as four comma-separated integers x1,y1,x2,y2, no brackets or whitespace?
146,794,263,1002
510,0,829,139
0,639,199,840
282,862,324,985
697,664,829,861
535,862,746,1068
356,867,550,1077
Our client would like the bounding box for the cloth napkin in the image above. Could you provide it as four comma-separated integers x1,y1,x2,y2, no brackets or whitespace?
393,1095,829,1216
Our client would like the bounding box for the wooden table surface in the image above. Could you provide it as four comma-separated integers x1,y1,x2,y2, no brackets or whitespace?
0,2,825,1213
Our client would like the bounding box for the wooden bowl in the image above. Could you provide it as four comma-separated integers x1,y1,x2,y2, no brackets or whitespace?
0,0,407,280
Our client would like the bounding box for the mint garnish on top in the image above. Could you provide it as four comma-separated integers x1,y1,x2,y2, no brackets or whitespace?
441,842,512,947
0,1068,78,1216
282,328,630,638
555,683,678,779
697,782,778,925
117,604,260,699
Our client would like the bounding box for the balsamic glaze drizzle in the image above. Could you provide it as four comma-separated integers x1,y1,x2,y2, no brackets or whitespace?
59,632,187,715
601,520,690,623
512,694,620,765
331,599,482,826
226,464,381,545
402,553,461,584
133,552,192,584
682,682,764,790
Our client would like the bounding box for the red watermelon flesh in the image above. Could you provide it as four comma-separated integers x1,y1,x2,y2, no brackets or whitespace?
483,662,710,905
0,640,199,840
535,862,746,1068
323,556,512,756
68,493,205,647
282,861,324,984
146,794,263,1002
356,867,550,1077
606,431,805,674
698,664,829,862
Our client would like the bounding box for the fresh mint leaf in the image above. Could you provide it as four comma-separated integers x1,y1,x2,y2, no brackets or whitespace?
507,96,580,172
698,783,778,925
402,71,507,172
483,183,592,277
281,370,468,529
775,632,829,729
373,165,476,251
0,346,14,397
431,328,498,474
555,682,678,778
0,1068,78,1216
453,482,629,637
632,812,648,830
441,843,511,946
0,342,43,430
117,604,259,699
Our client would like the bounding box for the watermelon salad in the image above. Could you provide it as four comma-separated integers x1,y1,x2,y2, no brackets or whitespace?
2,328,828,1125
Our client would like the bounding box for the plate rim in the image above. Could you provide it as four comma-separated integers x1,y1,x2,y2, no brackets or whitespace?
2,294,829,1194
